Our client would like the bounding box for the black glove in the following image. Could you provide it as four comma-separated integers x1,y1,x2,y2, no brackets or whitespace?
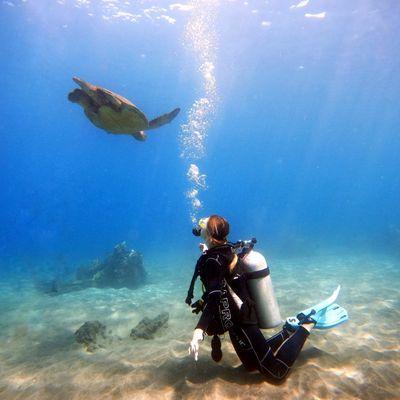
185,293,193,306
191,299,204,314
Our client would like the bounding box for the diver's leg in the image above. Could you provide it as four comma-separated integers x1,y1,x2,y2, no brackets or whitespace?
229,325,282,373
262,326,310,380
229,325,259,371
264,321,314,353
272,325,310,368
264,328,292,353
237,325,310,380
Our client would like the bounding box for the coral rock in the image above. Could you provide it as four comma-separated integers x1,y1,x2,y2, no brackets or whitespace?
75,321,107,352
130,312,169,340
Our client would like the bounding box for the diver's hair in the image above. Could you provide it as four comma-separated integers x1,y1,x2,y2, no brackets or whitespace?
207,215,229,244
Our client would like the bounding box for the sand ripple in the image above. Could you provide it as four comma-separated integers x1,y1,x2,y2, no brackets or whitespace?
0,254,399,399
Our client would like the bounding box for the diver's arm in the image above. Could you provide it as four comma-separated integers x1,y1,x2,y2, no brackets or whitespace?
195,257,224,331
185,260,200,305
195,294,220,330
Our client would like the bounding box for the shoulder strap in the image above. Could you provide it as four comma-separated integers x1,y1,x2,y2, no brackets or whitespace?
228,254,238,273
185,260,201,305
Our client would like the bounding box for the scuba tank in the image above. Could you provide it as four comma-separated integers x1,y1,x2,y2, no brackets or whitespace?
235,239,282,329
187,229,282,329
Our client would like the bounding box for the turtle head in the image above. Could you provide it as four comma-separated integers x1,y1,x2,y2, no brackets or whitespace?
68,89,92,108
68,88,83,103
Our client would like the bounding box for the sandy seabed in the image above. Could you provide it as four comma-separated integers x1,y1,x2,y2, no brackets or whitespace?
0,252,399,400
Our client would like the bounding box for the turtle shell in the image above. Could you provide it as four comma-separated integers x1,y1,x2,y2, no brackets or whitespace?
97,104,148,134
73,77,149,133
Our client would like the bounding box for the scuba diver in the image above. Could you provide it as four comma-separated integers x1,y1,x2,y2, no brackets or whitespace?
185,215,348,381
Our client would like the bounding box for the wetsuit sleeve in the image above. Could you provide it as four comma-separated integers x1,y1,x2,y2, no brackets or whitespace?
195,257,225,331
185,260,200,305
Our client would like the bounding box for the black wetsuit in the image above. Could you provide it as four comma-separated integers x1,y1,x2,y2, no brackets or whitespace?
193,244,310,381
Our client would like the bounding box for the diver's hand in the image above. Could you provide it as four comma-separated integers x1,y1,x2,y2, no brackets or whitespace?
199,243,208,253
188,328,204,361
191,299,204,314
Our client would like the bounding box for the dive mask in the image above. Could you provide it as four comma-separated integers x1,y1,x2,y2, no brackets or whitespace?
192,217,209,238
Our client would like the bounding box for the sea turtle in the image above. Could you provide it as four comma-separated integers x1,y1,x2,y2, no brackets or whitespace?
68,77,180,141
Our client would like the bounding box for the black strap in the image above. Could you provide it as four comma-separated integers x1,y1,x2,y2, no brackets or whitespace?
244,267,270,280
185,262,200,305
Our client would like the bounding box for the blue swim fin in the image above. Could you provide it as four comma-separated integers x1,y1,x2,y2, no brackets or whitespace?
299,285,341,317
313,303,349,329
285,285,344,330
286,302,349,330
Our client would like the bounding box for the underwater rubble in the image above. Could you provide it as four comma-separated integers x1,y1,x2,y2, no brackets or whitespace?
74,321,107,352
130,312,169,340
38,242,147,294
75,313,169,352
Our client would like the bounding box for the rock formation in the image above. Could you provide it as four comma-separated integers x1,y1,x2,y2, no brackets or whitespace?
76,242,146,289
38,242,147,294
75,321,107,352
130,312,169,340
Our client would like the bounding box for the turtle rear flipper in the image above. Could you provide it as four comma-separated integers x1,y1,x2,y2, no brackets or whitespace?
148,108,180,130
131,131,147,141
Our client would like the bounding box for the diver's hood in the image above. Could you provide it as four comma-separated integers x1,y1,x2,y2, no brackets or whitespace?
192,217,209,238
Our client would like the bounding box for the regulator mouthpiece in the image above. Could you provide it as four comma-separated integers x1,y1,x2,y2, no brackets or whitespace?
192,217,210,238
192,227,202,237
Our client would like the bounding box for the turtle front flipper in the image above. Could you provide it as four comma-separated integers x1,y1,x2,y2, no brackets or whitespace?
97,88,123,110
73,77,97,93
148,108,180,130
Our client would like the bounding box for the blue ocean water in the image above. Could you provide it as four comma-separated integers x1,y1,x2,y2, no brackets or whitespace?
1,1,399,272
0,1,400,398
